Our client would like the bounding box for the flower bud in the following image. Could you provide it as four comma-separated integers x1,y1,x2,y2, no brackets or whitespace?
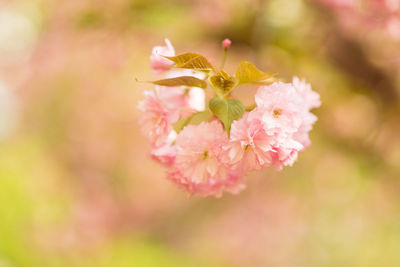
222,38,232,49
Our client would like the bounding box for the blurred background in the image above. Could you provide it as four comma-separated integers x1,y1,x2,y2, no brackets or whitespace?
1,0,400,266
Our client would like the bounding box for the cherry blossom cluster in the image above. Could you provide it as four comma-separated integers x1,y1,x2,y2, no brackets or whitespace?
138,39,320,197
316,0,400,40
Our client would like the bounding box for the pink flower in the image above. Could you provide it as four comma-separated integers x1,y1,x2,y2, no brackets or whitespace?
165,70,206,112
291,77,320,148
166,121,246,197
137,90,179,146
187,87,206,111
174,121,229,184
151,131,177,166
253,80,319,168
292,112,318,149
139,39,322,197
292,77,321,110
269,133,303,169
154,86,205,119
151,144,176,167
150,39,175,74
255,82,304,134
223,113,274,172
155,86,189,110
167,168,245,197
157,69,207,112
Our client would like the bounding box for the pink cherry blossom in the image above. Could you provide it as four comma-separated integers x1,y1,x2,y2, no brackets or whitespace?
292,77,321,110
244,107,304,170
154,86,204,119
224,113,274,172
151,131,177,166
255,82,304,134
252,80,320,168
165,69,206,111
139,39,321,197
269,133,303,170
155,86,187,110
290,77,320,148
174,121,229,184
157,69,207,113
315,0,400,40
292,112,318,148
150,39,175,74
187,87,206,111
167,168,245,197
137,90,179,146
168,121,246,197
151,144,176,166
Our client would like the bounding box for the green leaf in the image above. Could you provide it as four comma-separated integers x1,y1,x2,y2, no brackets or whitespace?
165,53,214,72
173,117,190,133
150,76,207,89
173,111,211,133
209,70,237,97
209,97,245,134
235,61,274,85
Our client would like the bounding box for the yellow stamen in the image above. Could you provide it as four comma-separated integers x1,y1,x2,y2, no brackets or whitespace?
273,108,283,118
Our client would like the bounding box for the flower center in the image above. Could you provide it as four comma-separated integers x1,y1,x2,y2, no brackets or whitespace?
273,108,283,118
203,151,209,160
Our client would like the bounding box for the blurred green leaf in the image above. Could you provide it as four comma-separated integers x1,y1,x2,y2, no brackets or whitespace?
76,10,103,28
209,97,244,134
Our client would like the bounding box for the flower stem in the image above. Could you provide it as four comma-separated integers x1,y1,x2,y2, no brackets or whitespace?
220,49,227,70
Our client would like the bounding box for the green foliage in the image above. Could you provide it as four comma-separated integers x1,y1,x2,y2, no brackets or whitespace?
209,70,237,97
235,61,275,85
165,53,214,72
142,47,279,137
173,111,211,133
150,76,207,89
208,97,244,134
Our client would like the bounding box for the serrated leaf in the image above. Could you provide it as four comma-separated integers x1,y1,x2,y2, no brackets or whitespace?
150,76,207,89
209,73,237,97
209,97,245,134
173,111,211,133
235,61,274,85
219,69,231,80
165,53,214,72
